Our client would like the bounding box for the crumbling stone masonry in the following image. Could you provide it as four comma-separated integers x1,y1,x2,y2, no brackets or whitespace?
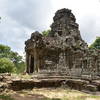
25,8,100,77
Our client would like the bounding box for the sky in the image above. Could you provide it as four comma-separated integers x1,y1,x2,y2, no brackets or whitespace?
0,0,100,56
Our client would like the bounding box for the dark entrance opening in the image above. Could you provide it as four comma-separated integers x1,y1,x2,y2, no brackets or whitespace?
58,30,62,36
30,56,34,73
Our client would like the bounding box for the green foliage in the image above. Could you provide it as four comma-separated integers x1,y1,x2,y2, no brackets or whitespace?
0,44,11,58
0,44,25,73
0,44,23,66
0,95,15,100
0,58,16,73
16,61,26,74
89,37,100,49
42,29,51,36
9,51,23,66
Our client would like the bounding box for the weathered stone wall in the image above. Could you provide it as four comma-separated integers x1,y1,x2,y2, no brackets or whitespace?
25,8,100,78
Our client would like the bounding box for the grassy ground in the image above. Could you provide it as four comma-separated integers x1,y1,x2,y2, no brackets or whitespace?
0,88,100,100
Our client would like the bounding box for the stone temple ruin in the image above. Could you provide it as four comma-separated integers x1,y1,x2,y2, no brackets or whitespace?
1,8,100,93
25,8,100,78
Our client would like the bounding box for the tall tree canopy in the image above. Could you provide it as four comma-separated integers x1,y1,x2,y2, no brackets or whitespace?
0,44,25,73
0,44,23,65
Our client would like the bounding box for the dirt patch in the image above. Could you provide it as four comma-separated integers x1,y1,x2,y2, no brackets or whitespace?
11,93,48,100
0,88,100,100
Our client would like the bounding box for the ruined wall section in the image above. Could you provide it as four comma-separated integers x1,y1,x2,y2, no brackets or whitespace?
49,8,88,50
25,8,100,77
46,9,89,75
25,31,45,73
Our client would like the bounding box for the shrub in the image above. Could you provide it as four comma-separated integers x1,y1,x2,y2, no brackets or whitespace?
16,62,26,74
0,58,16,73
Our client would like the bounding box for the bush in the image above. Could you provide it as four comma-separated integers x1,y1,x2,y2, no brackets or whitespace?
16,62,26,74
0,58,16,73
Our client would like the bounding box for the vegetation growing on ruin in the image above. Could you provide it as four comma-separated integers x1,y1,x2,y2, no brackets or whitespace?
42,29,51,36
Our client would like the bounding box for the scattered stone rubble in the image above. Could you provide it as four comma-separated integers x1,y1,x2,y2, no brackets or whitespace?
0,74,100,92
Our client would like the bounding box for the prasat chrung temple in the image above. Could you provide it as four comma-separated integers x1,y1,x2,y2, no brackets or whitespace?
25,8,100,78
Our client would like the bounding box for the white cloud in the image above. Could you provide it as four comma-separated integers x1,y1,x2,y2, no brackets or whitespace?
3,0,52,31
0,15,32,53
0,0,100,56
0,0,52,55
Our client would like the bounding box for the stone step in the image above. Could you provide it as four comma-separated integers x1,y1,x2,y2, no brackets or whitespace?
32,75,71,79
9,78,100,92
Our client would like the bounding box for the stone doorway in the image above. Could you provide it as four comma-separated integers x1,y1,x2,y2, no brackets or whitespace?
30,56,34,73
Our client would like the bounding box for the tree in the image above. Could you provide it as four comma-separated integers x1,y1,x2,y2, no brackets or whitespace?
0,44,23,66
9,51,23,66
0,44,10,57
0,44,25,73
42,29,51,36
89,37,100,49
0,58,16,73
16,61,26,74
